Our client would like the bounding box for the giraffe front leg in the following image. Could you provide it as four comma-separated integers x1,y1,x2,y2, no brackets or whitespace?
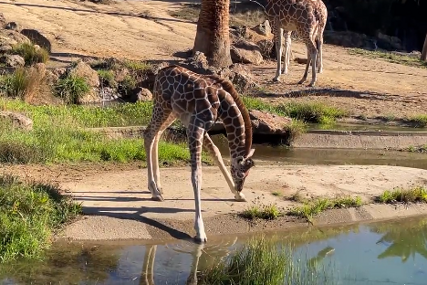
283,31,292,74
203,134,246,202
273,25,284,82
188,128,207,243
143,105,173,201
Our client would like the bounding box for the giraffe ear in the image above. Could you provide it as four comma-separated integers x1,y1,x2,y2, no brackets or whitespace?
246,148,255,158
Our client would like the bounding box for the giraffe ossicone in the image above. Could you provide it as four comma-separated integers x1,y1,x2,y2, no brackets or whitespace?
143,65,255,243
265,0,327,87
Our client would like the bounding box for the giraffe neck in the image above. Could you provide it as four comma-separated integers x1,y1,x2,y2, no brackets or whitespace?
217,94,249,159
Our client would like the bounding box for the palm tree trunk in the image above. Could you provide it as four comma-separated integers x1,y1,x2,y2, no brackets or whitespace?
193,0,232,68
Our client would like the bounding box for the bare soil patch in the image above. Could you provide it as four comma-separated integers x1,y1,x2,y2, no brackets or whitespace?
2,162,427,241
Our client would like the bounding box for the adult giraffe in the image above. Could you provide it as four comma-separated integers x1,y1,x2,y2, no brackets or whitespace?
266,0,328,87
143,65,255,243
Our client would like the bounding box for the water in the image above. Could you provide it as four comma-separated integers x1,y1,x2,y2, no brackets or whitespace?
1,216,427,284
210,134,427,170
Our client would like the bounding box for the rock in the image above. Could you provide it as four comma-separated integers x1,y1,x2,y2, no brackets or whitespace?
221,63,257,92
251,20,272,37
0,13,6,28
68,60,100,87
257,39,274,59
323,30,369,48
0,54,25,67
231,39,263,65
0,111,33,131
178,51,216,75
20,29,52,52
0,30,31,52
130,87,153,102
249,109,292,135
5,22,19,31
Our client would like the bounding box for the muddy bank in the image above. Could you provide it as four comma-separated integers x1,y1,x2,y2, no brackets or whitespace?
3,163,421,242
89,125,427,150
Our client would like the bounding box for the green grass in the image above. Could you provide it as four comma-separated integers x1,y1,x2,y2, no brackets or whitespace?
54,74,91,104
407,114,427,128
348,48,427,69
404,144,427,153
0,175,82,263
242,96,347,125
0,98,211,165
198,236,338,285
0,67,43,100
240,202,283,220
97,69,116,88
376,186,427,204
288,196,363,223
11,42,49,66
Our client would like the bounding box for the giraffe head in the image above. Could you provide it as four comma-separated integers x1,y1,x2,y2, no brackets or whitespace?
230,148,255,193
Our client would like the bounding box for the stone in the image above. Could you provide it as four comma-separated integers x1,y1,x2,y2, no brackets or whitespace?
251,20,272,37
0,30,31,52
178,51,214,75
0,13,6,28
68,60,100,87
20,29,52,52
5,22,19,31
249,109,292,135
0,111,33,131
231,39,263,65
0,54,25,67
131,87,153,102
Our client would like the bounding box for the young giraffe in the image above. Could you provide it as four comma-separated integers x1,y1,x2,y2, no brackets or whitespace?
143,65,255,243
283,0,328,76
265,0,327,87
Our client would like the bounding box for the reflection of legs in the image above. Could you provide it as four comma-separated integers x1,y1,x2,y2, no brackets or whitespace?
141,245,157,285
144,102,174,201
186,243,205,285
203,134,245,201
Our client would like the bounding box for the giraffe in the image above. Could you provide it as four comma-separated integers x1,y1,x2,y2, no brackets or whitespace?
143,65,255,243
265,0,328,87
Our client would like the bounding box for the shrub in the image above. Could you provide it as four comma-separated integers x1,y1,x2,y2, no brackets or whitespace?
12,43,49,66
55,75,90,104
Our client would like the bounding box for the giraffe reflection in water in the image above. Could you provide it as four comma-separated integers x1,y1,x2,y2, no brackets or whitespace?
140,237,238,285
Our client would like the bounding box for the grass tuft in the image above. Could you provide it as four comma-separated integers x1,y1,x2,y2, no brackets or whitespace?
408,114,427,128
289,196,363,223
198,236,337,285
348,48,427,69
54,74,90,104
12,43,49,66
242,96,347,125
376,186,427,204
97,69,116,88
240,203,283,220
0,67,43,100
0,175,81,263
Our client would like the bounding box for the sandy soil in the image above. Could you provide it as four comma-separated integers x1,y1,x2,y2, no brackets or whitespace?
1,0,426,118
2,162,427,241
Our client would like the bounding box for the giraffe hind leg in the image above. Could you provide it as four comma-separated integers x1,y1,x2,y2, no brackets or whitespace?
143,103,175,201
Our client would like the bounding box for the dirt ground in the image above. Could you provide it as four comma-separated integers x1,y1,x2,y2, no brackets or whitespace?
2,0,427,241
1,0,426,118
2,162,427,241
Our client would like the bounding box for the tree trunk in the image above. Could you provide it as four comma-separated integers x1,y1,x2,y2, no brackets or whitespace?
421,32,427,61
193,0,232,68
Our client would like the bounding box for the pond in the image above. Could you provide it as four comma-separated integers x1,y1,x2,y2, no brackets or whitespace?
1,216,426,284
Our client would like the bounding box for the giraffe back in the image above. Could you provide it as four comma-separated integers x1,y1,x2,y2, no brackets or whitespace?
266,0,318,32
153,65,253,155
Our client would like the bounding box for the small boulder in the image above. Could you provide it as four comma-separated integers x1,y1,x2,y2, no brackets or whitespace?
68,60,100,87
130,87,153,102
5,22,19,31
0,111,33,131
0,54,25,67
251,20,272,37
231,39,263,65
249,109,292,135
20,29,52,52
0,13,6,28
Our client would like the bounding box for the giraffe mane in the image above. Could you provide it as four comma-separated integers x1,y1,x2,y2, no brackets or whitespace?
210,75,253,157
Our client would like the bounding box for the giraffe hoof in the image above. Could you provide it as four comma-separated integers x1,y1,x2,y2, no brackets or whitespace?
151,194,164,202
272,76,281,82
234,193,247,202
194,235,207,244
